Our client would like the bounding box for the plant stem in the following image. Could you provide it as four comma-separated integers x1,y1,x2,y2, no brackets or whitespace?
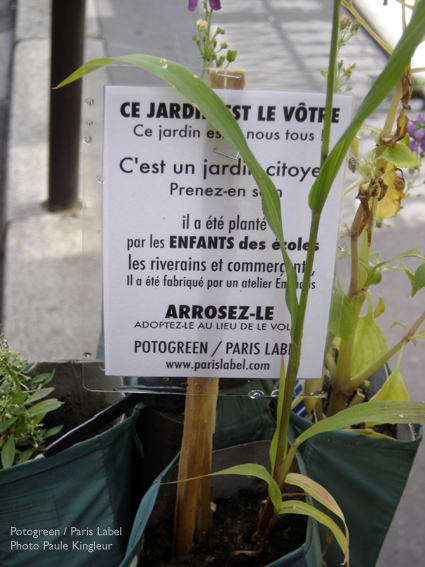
321,0,341,166
275,214,321,475
272,0,339,493
253,212,322,549
341,1,393,54
201,2,213,80
328,76,406,414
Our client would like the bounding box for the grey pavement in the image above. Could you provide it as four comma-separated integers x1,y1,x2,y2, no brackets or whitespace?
1,0,425,565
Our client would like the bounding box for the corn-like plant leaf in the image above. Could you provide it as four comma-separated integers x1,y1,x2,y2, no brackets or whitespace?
211,464,282,513
1,437,16,469
294,401,425,447
56,54,299,325
286,473,345,523
308,0,425,214
164,463,283,513
279,500,349,565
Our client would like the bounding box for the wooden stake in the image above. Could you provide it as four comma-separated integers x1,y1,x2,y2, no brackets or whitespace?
172,68,245,557
173,377,219,556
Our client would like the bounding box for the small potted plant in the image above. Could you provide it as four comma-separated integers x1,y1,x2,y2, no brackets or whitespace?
0,336,142,567
0,334,63,469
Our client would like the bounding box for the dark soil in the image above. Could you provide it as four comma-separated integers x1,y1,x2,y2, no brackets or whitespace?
139,488,307,567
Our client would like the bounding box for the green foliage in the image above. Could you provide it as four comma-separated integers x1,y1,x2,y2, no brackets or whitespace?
321,13,360,92
412,264,425,296
211,465,349,563
351,303,388,378
308,0,425,214
0,335,63,468
380,144,422,168
329,286,359,342
191,1,237,77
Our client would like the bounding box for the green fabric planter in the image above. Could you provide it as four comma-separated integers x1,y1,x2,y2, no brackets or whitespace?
0,391,322,567
289,412,423,567
124,447,323,567
0,413,139,567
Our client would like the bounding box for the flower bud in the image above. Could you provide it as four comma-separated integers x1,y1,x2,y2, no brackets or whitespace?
339,15,351,30
196,18,208,32
226,50,237,63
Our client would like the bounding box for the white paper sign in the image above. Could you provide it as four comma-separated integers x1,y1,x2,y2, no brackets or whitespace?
102,87,352,379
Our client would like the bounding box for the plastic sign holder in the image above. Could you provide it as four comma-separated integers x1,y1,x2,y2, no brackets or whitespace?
81,61,353,398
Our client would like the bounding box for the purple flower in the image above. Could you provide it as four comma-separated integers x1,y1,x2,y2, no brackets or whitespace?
407,115,425,153
407,120,416,137
410,139,418,152
188,0,221,11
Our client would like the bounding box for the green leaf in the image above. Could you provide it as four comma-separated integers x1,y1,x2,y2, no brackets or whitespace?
44,425,64,438
25,387,54,404
0,417,17,435
1,437,16,468
211,464,282,513
367,268,382,286
285,473,345,524
10,392,28,404
412,264,425,296
370,367,410,402
17,448,35,464
328,286,359,342
365,249,425,287
308,0,425,213
351,310,387,378
380,144,422,168
373,295,385,318
27,372,54,385
27,399,62,416
56,55,299,327
279,500,348,564
294,401,425,447
391,321,408,333
382,261,414,282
